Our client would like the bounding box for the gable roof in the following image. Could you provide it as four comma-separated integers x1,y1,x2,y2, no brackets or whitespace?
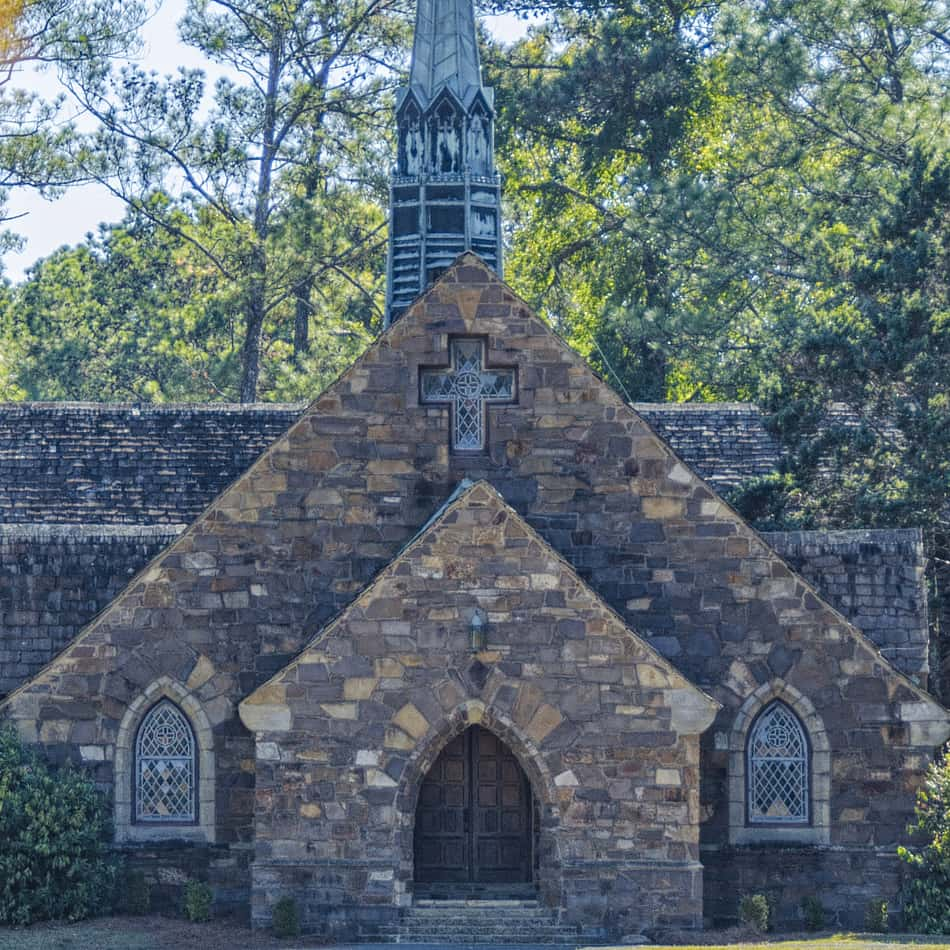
2,253,945,733
240,478,720,730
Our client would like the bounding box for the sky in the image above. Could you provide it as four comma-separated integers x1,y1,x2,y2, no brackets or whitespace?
3,0,532,282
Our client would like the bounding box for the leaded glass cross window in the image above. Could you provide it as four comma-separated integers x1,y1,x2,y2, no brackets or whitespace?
420,338,516,451
747,701,809,824
135,700,196,823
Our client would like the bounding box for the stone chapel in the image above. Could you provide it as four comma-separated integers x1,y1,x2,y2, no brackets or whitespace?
1,0,949,941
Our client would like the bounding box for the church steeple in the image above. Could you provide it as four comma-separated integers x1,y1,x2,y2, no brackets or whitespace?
385,0,502,326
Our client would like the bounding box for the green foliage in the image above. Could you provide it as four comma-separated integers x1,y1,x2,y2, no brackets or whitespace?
800,895,826,932
0,726,116,925
60,0,402,399
899,746,950,934
183,880,213,923
2,200,375,402
121,870,151,916
272,895,300,938
865,899,889,934
737,893,770,933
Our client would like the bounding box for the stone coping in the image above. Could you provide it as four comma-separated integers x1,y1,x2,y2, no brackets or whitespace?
0,401,307,414
763,526,923,546
0,522,187,539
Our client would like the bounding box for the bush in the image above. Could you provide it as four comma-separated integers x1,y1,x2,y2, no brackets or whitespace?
865,898,888,933
738,893,770,933
122,869,151,915
184,880,213,923
801,895,826,931
272,895,301,938
898,744,950,934
0,726,116,925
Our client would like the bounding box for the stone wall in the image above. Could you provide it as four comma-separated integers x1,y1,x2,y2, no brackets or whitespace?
241,481,716,939
1,258,946,930
702,845,904,930
0,525,181,696
763,529,929,684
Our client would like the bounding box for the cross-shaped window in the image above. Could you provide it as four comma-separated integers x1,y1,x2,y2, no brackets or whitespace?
420,338,517,451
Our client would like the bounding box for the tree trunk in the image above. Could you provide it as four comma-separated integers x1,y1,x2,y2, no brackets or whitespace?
293,274,313,362
239,30,282,403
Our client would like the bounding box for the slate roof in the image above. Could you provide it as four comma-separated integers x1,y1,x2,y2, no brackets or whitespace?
633,403,783,490
0,402,302,525
0,400,931,693
0,401,783,525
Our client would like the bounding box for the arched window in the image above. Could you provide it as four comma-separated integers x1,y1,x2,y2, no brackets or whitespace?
747,701,809,824
135,700,197,824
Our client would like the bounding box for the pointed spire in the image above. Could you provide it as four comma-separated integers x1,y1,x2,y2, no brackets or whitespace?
409,0,482,104
385,0,503,326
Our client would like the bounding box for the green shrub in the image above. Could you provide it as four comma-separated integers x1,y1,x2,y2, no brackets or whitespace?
738,893,770,933
898,744,950,934
801,895,826,931
184,880,213,923
0,726,116,925
122,869,151,915
865,898,888,933
272,895,301,938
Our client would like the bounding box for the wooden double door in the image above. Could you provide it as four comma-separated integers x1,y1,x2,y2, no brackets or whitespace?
414,726,533,884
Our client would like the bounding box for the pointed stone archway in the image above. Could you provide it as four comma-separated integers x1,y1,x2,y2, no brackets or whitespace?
414,724,536,888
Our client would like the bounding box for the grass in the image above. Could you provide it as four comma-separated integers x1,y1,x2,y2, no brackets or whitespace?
0,919,948,950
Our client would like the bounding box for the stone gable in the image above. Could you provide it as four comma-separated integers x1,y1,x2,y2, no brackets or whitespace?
1,253,947,929
239,479,717,937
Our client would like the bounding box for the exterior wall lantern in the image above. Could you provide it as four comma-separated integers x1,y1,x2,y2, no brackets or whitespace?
469,608,486,652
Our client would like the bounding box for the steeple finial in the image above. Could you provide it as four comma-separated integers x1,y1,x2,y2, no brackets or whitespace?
409,0,482,103
385,0,503,326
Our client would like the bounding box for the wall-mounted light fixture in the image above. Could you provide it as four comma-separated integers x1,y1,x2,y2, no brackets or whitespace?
469,608,486,653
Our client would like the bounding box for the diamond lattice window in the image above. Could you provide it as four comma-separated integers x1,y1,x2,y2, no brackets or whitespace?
747,701,809,824
135,700,196,823
420,338,516,451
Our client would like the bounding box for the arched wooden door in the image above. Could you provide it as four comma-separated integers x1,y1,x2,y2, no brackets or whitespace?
414,725,533,884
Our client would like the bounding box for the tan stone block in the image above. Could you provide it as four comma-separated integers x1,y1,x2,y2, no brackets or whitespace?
641,497,685,520
322,703,358,720
366,768,398,788
638,665,672,689
344,507,377,525
367,460,415,475
40,720,70,743
240,704,291,732
375,658,404,678
305,487,343,506
246,683,286,705
839,807,866,822
298,750,329,762
394,703,429,739
343,677,378,700
512,683,544,728
300,803,322,818
427,607,457,621
526,704,562,744
385,727,416,751
656,768,681,785
186,655,216,690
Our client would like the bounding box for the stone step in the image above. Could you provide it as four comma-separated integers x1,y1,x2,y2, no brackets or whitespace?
374,899,612,946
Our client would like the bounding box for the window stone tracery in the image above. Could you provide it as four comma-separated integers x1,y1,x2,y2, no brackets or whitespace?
135,699,197,823
747,701,808,824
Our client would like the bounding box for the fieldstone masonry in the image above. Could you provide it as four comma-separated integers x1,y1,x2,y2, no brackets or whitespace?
1,255,948,936
240,480,718,937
